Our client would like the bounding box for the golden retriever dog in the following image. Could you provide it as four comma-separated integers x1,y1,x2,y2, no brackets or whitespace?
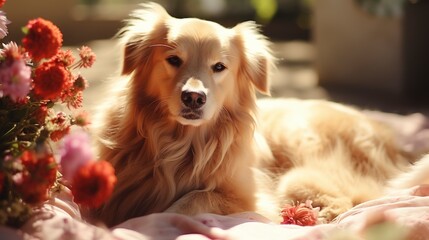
92,3,410,226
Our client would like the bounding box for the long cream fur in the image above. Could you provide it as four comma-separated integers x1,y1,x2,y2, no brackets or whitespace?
92,2,413,226
256,98,410,221
387,154,429,191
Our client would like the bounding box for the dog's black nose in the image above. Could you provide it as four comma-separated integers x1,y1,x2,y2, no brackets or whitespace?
181,90,206,109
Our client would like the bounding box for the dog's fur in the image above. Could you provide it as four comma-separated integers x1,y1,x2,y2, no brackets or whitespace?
387,154,429,191
92,3,411,226
256,98,410,220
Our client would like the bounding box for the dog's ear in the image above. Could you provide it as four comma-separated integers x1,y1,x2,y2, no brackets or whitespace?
232,22,274,95
119,3,169,75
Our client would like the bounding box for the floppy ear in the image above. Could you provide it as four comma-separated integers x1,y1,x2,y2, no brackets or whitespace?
119,3,170,75
232,22,274,95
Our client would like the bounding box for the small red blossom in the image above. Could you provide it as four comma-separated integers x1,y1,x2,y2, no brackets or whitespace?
33,61,72,101
32,104,49,124
16,151,58,204
71,160,116,208
77,46,95,68
0,0,6,8
20,151,57,188
280,200,319,226
51,111,68,125
16,179,51,204
50,126,71,142
61,89,83,109
22,18,63,62
50,49,75,67
73,74,88,91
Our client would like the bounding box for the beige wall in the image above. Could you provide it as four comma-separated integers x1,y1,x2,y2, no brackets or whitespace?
2,0,124,45
313,0,403,95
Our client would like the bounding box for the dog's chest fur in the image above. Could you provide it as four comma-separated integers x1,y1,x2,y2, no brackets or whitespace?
95,102,258,225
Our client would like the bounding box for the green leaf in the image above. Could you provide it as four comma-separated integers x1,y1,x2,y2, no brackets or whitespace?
21,26,29,35
251,0,278,23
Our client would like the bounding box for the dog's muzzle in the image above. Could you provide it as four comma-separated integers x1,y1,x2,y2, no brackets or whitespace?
180,90,206,120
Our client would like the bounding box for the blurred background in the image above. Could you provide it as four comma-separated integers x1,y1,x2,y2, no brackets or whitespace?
3,0,429,114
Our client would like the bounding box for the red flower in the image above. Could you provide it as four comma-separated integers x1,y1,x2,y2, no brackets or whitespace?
0,0,6,8
71,160,116,208
22,18,63,62
16,178,51,204
50,126,71,142
280,201,318,226
16,151,58,204
33,61,72,100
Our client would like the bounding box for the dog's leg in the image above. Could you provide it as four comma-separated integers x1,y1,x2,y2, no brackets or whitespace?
165,190,255,216
276,167,355,223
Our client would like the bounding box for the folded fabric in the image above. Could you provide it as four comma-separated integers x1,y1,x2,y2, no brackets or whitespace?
2,185,427,240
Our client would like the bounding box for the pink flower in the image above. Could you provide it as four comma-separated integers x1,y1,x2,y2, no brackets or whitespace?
0,11,10,39
50,49,75,67
73,111,91,127
280,200,319,226
60,131,94,182
61,88,83,109
77,46,95,68
1,42,20,61
0,59,32,102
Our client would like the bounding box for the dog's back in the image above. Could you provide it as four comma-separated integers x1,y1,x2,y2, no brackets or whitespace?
256,98,410,221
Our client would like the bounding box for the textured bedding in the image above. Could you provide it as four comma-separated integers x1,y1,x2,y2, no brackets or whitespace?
1,111,428,240
0,185,426,239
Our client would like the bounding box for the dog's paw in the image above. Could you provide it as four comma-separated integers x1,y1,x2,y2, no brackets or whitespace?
314,197,353,223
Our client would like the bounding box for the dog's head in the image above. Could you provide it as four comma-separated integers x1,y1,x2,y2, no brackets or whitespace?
120,3,274,126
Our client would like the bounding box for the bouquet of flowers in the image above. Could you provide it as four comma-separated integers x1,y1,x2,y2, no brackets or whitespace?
0,0,116,228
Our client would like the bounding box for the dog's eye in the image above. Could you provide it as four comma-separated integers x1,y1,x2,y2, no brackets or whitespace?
166,55,183,68
212,62,226,73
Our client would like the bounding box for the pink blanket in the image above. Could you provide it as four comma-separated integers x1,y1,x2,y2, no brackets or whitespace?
1,185,427,240
2,111,428,239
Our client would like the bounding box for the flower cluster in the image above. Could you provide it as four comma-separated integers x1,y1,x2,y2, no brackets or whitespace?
0,1,116,228
280,200,319,226
60,132,116,208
